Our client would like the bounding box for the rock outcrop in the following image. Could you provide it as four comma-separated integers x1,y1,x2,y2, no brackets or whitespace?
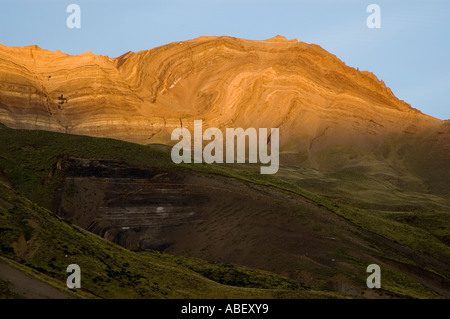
0,36,448,172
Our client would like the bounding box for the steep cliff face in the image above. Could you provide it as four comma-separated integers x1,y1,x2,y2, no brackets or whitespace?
114,35,441,146
0,43,157,141
0,36,446,162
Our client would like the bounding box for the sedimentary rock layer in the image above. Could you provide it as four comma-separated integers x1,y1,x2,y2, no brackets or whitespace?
0,36,448,168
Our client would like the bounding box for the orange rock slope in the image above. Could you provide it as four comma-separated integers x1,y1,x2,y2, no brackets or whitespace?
0,36,447,158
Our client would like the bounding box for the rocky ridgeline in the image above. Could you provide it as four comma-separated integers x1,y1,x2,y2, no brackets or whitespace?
0,37,443,153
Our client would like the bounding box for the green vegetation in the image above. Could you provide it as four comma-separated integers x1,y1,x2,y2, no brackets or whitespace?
0,129,176,210
143,251,302,290
0,183,339,298
0,127,448,298
183,160,450,284
0,278,23,299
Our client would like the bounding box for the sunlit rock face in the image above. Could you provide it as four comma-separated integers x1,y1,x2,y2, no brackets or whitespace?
0,36,448,173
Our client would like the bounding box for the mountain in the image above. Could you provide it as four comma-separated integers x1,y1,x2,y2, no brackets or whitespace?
1,36,449,190
0,36,449,298
0,36,442,141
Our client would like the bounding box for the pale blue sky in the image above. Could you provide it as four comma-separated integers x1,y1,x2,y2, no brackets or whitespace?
0,0,448,119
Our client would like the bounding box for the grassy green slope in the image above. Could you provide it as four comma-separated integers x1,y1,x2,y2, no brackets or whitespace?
0,126,448,298
0,183,339,298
